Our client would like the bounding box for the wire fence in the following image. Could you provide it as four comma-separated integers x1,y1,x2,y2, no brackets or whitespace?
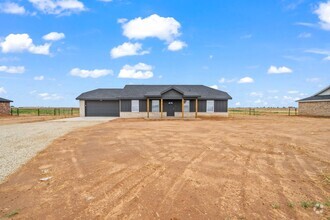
11,107,80,116
229,107,298,116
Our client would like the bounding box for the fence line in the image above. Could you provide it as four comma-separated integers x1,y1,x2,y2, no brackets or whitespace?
229,107,298,116
11,107,80,116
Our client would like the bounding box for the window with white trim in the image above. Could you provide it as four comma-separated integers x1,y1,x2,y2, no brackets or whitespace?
184,100,190,112
206,100,214,112
152,100,159,112
131,100,139,112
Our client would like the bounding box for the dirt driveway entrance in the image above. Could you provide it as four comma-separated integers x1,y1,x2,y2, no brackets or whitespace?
0,116,329,219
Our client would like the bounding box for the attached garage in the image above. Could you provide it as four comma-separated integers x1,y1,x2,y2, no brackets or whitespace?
85,100,119,117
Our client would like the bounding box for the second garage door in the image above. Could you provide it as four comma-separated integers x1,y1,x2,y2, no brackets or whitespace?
85,100,119,116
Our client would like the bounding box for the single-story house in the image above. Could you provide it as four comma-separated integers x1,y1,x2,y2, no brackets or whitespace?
0,97,13,115
297,85,330,117
76,85,232,118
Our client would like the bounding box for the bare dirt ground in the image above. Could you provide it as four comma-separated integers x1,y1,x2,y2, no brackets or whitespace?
0,115,77,125
0,116,329,219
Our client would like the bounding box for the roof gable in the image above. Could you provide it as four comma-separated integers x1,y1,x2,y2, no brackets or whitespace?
0,97,13,102
297,85,330,102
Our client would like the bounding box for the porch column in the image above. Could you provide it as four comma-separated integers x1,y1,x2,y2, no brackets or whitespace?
147,98,150,118
195,98,198,118
161,98,163,118
182,98,184,118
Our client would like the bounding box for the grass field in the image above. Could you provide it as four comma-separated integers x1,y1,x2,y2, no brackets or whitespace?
229,107,298,116
10,108,79,116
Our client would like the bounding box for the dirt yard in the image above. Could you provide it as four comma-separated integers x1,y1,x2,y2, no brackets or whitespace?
0,115,76,125
0,116,329,219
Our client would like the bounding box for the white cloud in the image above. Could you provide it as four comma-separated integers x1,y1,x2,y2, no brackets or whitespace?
254,99,268,106
43,32,65,41
288,90,299,94
267,89,279,93
29,0,86,15
0,65,25,74
122,14,181,42
314,1,330,31
0,2,26,15
110,42,149,59
98,0,112,2
70,68,113,78
167,40,187,51
283,95,299,101
34,75,44,80
0,87,7,94
306,77,320,82
305,49,330,60
117,18,128,24
218,77,236,83
250,92,263,97
235,102,241,106
0,33,51,55
298,32,312,38
267,65,292,74
38,92,62,100
209,85,218,90
238,77,254,84
118,63,153,79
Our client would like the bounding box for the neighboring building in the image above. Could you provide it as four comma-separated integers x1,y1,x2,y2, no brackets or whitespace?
76,85,232,118
0,97,13,115
297,85,330,117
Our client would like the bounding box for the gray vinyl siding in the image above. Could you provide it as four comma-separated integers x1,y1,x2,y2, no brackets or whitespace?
198,100,207,112
162,89,183,99
214,100,228,112
139,100,147,112
121,100,131,112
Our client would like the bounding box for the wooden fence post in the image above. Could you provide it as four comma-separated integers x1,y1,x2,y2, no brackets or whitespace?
11,108,13,115
54,108,56,116
71,108,73,115
295,108,297,115
17,108,19,116
288,108,291,116
38,108,40,116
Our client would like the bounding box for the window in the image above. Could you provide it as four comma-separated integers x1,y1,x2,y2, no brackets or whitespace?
207,100,214,112
184,100,190,112
152,100,159,112
131,100,139,112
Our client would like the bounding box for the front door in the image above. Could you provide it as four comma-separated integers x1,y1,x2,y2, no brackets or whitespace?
166,101,175,116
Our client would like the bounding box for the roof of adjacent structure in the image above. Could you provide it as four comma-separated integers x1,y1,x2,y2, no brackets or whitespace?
297,85,330,102
76,85,232,100
0,97,13,102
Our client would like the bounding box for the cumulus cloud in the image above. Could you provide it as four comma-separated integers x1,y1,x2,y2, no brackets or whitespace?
38,92,62,100
0,65,25,74
267,65,292,74
122,14,181,42
70,68,113,78
117,18,128,24
0,87,7,94
118,63,153,79
315,1,330,30
0,2,26,15
209,85,218,90
238,77,254,84
43,32,65,41
34,75,44,80
0,33,51,55
235,102,241,106
167,40,187,51
29,0,86,15
110,42,149,59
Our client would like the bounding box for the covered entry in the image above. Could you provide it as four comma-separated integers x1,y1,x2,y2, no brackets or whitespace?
85,100,119,116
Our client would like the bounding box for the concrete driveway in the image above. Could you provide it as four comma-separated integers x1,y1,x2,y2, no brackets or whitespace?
0,117,116,182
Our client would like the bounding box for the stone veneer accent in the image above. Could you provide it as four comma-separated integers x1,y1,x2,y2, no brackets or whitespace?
0,102,11,115
298,101,330,117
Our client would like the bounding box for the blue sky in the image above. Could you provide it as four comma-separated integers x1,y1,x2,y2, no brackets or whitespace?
0,0,329,107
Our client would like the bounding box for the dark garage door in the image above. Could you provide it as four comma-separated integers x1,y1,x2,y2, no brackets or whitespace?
85,100,119,116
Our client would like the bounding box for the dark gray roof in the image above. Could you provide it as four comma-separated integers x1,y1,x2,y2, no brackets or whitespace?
76,85,232,100
297,95,330,102
297,85,330,102
0,97,13,102
76,89,123,100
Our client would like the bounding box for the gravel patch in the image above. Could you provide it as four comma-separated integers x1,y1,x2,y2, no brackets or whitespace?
0,120,106,182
